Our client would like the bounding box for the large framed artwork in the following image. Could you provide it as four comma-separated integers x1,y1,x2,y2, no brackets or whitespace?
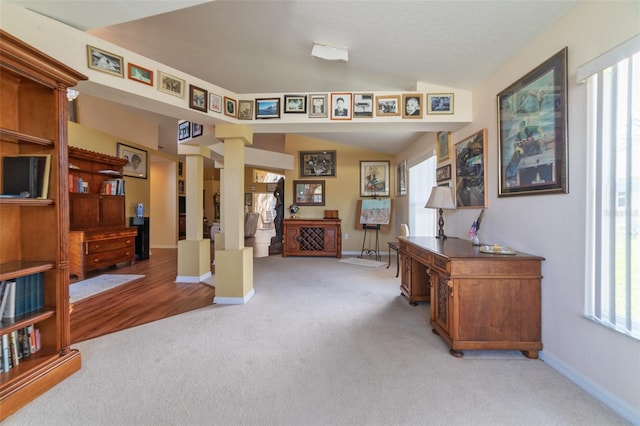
117,143,148,179
454,129,487,208
497,47,568,197
299,150,336,177
293,180,325,206
360,160,390,197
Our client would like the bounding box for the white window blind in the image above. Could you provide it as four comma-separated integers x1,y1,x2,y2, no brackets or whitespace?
583,36,640,339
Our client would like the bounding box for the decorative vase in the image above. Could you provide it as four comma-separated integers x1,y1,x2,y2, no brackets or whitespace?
136,203,144,218
471,234,480,246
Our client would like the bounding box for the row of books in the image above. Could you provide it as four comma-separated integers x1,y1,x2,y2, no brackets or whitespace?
0,273,45,320
67,174,125,195
1,326,41,373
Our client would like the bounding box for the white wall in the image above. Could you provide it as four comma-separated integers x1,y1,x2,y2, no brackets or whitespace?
432,2,639,421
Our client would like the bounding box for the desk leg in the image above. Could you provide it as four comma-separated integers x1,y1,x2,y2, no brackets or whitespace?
395,250,399,277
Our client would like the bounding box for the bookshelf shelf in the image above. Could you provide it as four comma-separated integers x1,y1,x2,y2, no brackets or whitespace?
0,30,87,420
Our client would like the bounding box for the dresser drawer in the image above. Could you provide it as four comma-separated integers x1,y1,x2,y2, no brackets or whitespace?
86,237,134,254
87,248,134,269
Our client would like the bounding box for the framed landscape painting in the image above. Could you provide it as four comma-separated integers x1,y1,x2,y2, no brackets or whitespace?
255,98,280,119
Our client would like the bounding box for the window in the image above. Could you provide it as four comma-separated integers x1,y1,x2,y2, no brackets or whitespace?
583,36,640,339
408,155,437,236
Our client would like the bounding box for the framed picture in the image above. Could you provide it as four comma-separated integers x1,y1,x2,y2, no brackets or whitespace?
178,161,184,178
117,142,148,179
178,180,185,195
87,45,123,77
157,71,185,98
189,85,207,112
209,93,222,113
255,98,280,119
376,95,400,117
191,122,203,137
427,93,454,114
293,180,325,206
436,164,452,182
224,96,237,118
238,100,253,120
284,95,307,113
437,131,451,163
360,160,390,197
178,121,190,141
454,128,488,208
396,159,407,196
353,93,373,118
402,93,423,118
308,94,328,118
497,47,568,197
127,63,153,86
245,193,252,206
299,150,336,177
330,92,352,120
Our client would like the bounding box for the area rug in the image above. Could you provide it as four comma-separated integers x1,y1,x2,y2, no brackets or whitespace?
70,274,145,303
338,257,387,268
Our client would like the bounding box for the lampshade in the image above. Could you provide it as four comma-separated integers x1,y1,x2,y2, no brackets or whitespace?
425,186,455,210
311,41,349,62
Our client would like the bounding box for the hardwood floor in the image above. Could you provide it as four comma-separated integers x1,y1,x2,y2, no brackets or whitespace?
70,229,275,343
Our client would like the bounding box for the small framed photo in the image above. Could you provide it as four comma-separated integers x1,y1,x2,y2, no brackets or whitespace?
437,131,451,163
330,92,352,120
209,93,222,113
117,142,148,179
396,159,407,196
255,98,280,119
436,164,452,182
191,122,203,137
189,85,207,112
87,45,123,77
402,93,423,118
284,95,307,113
178,161,184,178
427,93,454,114
376,95,400,117
245,193,252,206
178,180,185,195
293,180,325,206
353,93,373,118
224,96,237,118
299,150,336,177
157,71,185,98
127,63,153,86
238,100,253,120
360,160,390,197
178,121,190,141
308,94,328,118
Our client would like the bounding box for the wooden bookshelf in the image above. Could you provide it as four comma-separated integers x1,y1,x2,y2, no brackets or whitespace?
0,29,87,420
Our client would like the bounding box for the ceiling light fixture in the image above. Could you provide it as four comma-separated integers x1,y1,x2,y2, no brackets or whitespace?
311,41,348,62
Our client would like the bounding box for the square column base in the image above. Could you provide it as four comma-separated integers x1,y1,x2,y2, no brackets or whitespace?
177,239,211,282
213,247,254,304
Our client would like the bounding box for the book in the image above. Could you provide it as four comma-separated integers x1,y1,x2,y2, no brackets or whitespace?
9,330,19,367
1,281,16,320
27,325,37,353
1,334,9,372
0,281,7,318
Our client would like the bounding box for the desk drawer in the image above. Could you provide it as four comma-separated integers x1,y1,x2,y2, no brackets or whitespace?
431,254,450,274
86,237,134,254
407,244,432,266
87,248,134,269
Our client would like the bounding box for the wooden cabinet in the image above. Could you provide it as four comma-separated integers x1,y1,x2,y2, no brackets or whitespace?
283,218,341,258
399,237,544,358
0,30,87,420
399,244,431,305
68,147,136,280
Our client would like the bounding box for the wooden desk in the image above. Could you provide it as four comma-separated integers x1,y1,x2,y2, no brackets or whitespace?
399,237,544,358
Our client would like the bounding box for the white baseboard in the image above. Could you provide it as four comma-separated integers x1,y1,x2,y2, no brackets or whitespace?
541,351,639,424
214,288,255,305
175,271,211,283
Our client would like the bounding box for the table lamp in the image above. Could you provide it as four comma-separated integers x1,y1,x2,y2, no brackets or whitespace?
425,186,456,239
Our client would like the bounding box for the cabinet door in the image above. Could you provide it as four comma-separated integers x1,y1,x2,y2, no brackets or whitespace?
432,272,452,336
99,195,125,226
284,225,301,252
400,252,411,295
69,194,99,228
324,225,338,251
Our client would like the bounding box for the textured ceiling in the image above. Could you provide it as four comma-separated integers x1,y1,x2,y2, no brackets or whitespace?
6,0,579,155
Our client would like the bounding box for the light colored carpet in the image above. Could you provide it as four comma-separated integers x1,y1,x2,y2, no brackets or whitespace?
5,256,626,425
339,257,387,268
69,274,145,303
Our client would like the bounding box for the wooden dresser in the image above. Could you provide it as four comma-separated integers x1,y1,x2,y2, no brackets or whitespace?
283,218,341,258
399,237,544,358
68,147,137,280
